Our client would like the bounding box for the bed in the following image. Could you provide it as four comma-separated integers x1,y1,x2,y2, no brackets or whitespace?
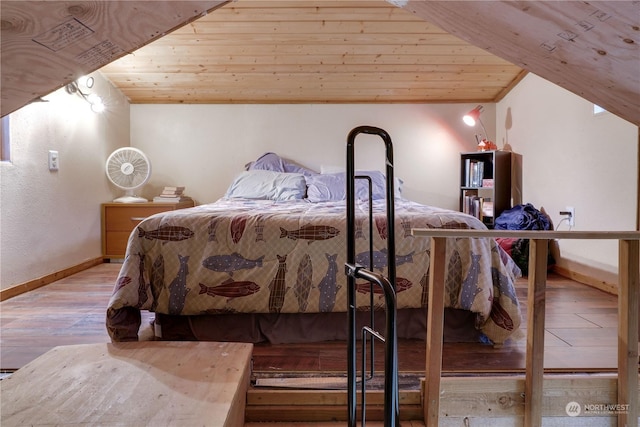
106,153,522,345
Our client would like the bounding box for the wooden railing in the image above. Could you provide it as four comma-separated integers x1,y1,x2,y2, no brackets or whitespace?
411,229,640,427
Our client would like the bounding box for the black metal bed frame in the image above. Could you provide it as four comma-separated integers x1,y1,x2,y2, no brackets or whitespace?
344,125,399,427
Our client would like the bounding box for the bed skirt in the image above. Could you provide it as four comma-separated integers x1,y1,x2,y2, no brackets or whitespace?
154,308,483,344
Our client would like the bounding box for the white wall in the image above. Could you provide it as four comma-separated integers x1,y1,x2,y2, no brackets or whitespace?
133,81,637,281
131,103,494,208
0,73,130,290
497,73,638,279
3,71,635,290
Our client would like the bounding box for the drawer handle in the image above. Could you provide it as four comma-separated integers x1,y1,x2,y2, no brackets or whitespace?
130,217,147,221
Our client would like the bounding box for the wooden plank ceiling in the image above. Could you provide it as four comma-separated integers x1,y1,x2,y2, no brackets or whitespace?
2,1,638,125
99,0,526,105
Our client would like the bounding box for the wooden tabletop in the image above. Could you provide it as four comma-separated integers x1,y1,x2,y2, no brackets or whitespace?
412,229,640,240
1,341,253,427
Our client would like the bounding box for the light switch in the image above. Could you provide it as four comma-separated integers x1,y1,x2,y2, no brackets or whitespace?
48,150,59,171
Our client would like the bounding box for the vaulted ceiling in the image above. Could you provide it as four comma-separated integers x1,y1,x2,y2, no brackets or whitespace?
2,1,639,125
98,1,526,105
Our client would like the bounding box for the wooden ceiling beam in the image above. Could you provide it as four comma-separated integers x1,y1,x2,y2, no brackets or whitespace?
400,0,640,125
0,1,230,116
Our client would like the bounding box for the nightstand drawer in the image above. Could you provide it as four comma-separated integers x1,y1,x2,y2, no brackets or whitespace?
104,231,134,257
101,201,195,259
104,206,171,231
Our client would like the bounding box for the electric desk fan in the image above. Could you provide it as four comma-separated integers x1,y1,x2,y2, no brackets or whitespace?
105,147,151,203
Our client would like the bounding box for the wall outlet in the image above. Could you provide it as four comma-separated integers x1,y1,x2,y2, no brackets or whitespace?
566,206,575,226
559,207,575,227
48,150,59,171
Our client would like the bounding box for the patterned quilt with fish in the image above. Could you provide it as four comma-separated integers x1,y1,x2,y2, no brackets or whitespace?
106,198,522,343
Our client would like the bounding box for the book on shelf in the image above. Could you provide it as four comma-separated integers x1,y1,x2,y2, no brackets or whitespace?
482,200,494,217
163,186,185,192
154,186,190,203
153,195,192,203
464,158,471,187
462,191,484,221
160,186,185,196
464,160,485,187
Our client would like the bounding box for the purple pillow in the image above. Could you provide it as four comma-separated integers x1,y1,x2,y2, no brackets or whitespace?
247,152,317,177
247,152,286,172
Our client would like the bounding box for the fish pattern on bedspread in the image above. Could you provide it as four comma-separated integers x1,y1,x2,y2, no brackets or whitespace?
106,198,522,343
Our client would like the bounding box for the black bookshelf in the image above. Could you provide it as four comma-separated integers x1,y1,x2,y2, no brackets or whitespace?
459,150,512,228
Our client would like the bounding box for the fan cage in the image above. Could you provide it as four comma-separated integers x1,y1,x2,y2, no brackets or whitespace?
106,147,151,190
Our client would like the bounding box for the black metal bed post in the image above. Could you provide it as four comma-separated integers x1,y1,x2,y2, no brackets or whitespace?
345,125,398,427
354,175,376,379
346,128,358,427
355,174,376,427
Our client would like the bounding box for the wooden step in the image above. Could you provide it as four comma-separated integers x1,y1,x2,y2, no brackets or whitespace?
245,387,423,422
245,422,426,426
246,373,640,425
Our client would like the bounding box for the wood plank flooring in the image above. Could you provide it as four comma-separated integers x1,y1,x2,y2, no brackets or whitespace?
1,262,619,374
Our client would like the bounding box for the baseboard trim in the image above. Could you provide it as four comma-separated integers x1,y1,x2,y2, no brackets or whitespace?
551,265,618,295
0,257,104,301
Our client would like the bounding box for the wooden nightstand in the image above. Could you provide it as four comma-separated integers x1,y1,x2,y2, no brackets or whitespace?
101,200,195,259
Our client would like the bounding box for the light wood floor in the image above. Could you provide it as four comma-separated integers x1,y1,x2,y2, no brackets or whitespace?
1,262,619,374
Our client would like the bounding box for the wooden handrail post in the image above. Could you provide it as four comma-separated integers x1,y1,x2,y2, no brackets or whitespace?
424,237,446,426
524,239,548,427
618,239,639,427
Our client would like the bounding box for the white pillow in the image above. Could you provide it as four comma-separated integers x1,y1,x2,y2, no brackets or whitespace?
320,166,403,197
305,171,403,202
225,170,307,201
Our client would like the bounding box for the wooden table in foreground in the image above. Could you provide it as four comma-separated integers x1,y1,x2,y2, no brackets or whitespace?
0,341,253,427
411,229,640,427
